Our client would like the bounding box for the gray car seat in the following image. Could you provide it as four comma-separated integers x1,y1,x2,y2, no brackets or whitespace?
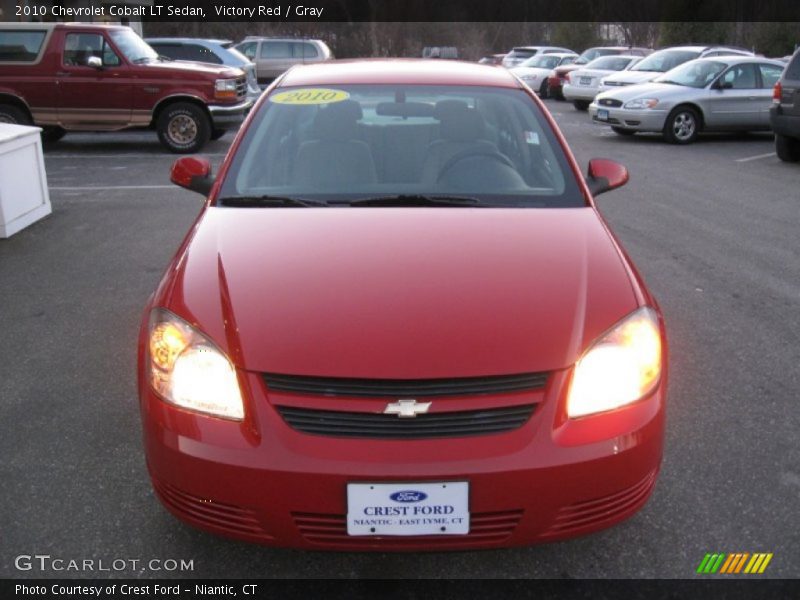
292,100,378,188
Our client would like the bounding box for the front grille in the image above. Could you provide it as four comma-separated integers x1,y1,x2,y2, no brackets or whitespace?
541,469,657,537
263,372,548,398
276,404,536,439
293,509,523,546
599,98,623,107
235,76,247,99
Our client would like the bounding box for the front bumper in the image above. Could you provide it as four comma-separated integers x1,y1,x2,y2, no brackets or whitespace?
208,99,254,129
589,103,668,132
139,360,666,550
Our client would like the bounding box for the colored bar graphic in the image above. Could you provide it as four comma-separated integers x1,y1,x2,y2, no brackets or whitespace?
699,552,773,575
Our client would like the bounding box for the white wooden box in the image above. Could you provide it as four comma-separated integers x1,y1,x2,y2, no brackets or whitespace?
0,124,52,238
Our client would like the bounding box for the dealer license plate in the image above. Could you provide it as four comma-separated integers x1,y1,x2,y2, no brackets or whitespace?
580,76,592,86
597,108,609,121
347,481,469,536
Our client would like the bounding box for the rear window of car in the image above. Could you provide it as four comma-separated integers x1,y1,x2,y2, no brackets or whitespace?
294,42,319,58
786,53,800,80
632,50,700,73
218,84,584,208
509,49,536,59
585,56,635,71
0,30,47,62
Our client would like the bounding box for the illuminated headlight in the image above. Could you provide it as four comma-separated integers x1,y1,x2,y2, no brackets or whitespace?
148,309,244,420
567,307,662,418
214,78,238,99
624,98,659,109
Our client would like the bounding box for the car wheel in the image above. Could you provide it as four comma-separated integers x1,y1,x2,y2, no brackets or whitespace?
209,128,227,141
573,100,590,111
539,80,549,99
157,102,211,154
41,126,67,144
611,127,636,136
0,104,32,125
663,106,700,144
775,133,800,163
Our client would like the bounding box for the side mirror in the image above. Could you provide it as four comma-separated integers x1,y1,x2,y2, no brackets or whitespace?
586,158,629,196
86,56,103,69
713,80,733,90
170,156,214,195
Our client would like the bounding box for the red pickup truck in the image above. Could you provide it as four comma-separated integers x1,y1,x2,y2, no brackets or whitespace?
0,23,253,153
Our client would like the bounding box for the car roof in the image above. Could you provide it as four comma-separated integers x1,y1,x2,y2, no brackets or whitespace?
242,37,324,42
145,38,233,45
512,46,567,51
279,59,521,88
690,56,785,66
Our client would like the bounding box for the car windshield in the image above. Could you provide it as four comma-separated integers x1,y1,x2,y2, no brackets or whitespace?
218,85,583,208
631,50,699,72
655,60,727,88
521,55,560,69
575,48,617,65
585,56,634,71
110,29,158,63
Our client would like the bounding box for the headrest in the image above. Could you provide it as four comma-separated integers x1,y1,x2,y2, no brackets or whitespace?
313,100,363,140
435,100,486,142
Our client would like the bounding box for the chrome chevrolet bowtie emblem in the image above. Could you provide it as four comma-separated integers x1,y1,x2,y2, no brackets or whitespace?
383,399,431,418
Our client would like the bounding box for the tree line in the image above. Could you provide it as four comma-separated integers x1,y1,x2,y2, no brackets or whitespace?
144,22,800,60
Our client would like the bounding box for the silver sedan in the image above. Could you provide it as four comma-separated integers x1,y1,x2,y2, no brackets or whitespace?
589,57,786,143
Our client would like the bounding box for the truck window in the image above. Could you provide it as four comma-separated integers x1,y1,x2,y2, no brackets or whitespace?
293,42,319,58
64,33,120,67
261,42,292,59
0,30,47,62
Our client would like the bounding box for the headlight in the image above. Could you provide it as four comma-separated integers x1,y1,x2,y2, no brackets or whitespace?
567,307,662,418
148,309,244,420
214,78,239,99
624,98,659,109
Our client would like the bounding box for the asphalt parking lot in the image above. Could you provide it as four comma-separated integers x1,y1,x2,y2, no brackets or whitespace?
1,99,799,579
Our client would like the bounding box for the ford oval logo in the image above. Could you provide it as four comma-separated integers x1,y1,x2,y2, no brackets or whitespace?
390,490,428,503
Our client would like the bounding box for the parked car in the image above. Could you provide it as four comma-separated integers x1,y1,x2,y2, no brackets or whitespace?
478,53,506,65
141,59,667,550
0,23,252,152
563,55,642,110
145,37,261,101
549,46,652,100
511,52,578,98
770,47,800,162
590,56,785,143
501,45,573,68
234,37,332,84
599,46,755,92
423,46,459,59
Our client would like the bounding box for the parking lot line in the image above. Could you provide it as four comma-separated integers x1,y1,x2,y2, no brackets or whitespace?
735,152,776,163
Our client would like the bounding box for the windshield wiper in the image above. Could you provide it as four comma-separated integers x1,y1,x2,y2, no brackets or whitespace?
132,57,154,64
346,194,484,207
157,55,173,62
217,195,329,208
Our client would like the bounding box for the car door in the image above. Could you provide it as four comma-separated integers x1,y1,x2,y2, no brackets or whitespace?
57,32,132,129
259,41,294,80
705,63,762,129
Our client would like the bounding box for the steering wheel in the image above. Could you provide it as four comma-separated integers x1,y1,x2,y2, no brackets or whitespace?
437,147,517,183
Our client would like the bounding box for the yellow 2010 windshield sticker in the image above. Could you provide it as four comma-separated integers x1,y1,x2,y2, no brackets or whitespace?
269,88,350,105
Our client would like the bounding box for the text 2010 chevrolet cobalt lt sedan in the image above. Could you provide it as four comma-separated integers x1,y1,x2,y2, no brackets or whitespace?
138,59,667,550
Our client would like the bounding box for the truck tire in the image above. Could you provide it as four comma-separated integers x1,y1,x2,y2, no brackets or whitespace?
156,102,210,154
572,100,590,111
0,104,32,125
775,133,800,163
41,126,67,144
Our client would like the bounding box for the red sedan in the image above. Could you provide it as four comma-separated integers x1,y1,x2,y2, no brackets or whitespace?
138,59,667,550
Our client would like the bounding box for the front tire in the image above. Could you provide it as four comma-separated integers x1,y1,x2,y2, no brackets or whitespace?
538,80,549,99
663,106,700,144
0,104,32,125
775,133,800,162
573,100,590,111
611,127,636,136
41,126,67,144
156,102,211,154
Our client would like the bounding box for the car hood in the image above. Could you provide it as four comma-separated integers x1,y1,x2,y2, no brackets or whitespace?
603,70,661,85
597,81,694,103
165,208,639,378
142,60,243,79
